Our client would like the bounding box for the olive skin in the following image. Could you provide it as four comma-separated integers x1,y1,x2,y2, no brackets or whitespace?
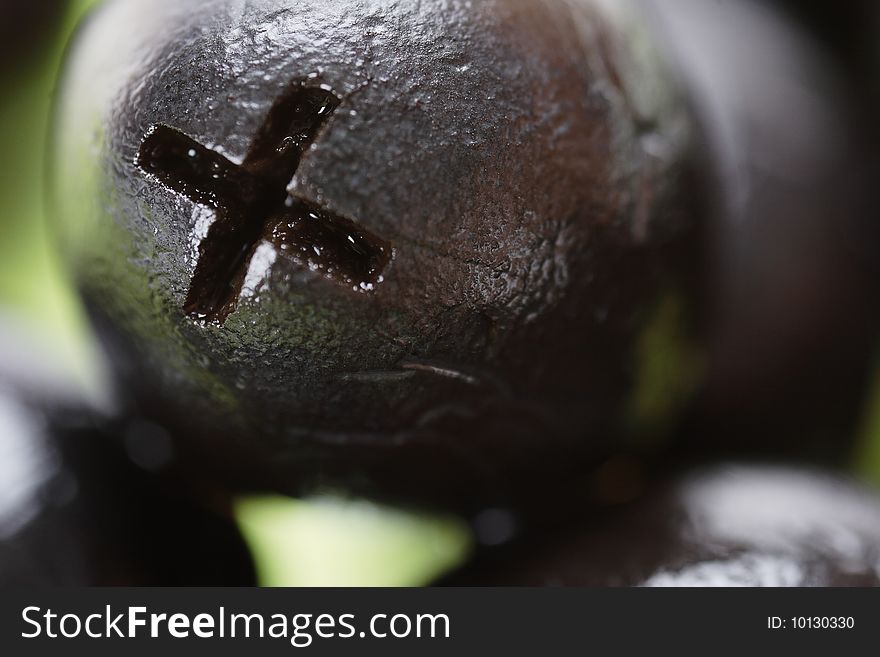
0,322,255,586
51,0,698,510
439,465,880,586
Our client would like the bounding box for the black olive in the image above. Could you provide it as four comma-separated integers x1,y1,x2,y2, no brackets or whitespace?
646,0,879,464
439,465,880,586
0,0,66,72
50,0,701,510
766,0,877,81
0,321,255,586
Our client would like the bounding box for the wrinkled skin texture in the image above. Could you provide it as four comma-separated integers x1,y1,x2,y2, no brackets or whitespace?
439,465,880,586
0,323,255,586
51,0,695,509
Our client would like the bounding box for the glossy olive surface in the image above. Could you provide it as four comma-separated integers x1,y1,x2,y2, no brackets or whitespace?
51,0,698,509
440,465,880,586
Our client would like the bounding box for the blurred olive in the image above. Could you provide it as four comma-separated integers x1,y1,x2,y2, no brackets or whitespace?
646,0,879,464
440,465,880,586
0,0,66,72
0,319,255,586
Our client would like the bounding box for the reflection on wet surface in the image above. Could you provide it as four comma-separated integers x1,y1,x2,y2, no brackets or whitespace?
680,466,880,577
0,393,54,541
440,465,880,587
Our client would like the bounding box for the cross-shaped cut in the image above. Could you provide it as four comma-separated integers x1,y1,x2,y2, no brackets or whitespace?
136,83,390,324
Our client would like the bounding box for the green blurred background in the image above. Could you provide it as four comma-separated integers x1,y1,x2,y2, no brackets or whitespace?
1,0,879,586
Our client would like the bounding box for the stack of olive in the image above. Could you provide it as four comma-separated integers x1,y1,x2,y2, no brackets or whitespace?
2,0,878,585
